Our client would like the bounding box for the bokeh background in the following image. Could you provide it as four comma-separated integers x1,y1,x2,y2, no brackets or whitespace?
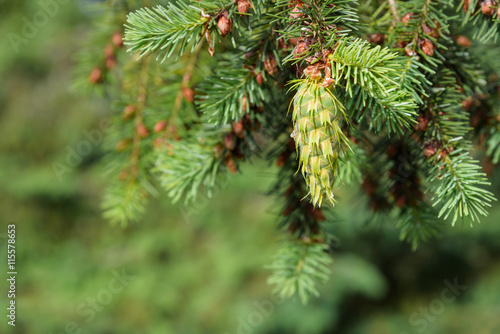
1,0,500,333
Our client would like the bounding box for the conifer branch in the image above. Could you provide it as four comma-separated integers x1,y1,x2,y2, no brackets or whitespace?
429,148,495,226
267,240,332,304
153,139,226,205
124,3,209,61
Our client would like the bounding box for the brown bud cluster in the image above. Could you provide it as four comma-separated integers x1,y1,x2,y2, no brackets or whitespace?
236,0,252,14
217,11,233,37
115,139,131,152
154,120,168,133
456,35,472,48
290,3,304,19
89,67,102,84
461,98,475,111
419,38,435,56
304,64,322,81
122,105,136,120
387,143,424,208
112,31,123,48
361,176,390,211
402,13,413,24
423,141,438,157
263,55,278,76
182,87,195,103
255,72,264,85
481,0,497,16
422,23,440,38
368,33,385,45
220,114,260,174
414,114,430,131
136,123,150,138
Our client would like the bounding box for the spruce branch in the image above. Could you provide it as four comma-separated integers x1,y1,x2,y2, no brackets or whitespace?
330,38,401,97
387,0,400,21
153,139,226,205
454,0,500,42
267,240,332,304
428,148,496,226
124,3,209,61
196,66,267,124
102,179,150,227
397,205,442,251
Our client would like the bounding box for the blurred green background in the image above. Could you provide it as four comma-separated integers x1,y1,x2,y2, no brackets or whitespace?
1,1,500,333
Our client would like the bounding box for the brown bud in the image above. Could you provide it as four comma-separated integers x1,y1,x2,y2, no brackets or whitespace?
182,87,195,103
481,0,496,16
225,156,238,173
278,38,287,50
166,125,181,140
112,31,123,48
361,177,377,196
322,77,334,88
422,24,433,35
136,123,150,138
213,144,224,158
154,120,168,133
420,38,435,56
224,132,236,150
263,55,278,76
386,144,399,158
424,141,438,157
232,121,245,138
122,105,136,120
106,56,116,70
304,65,322,81
89,67,102,84
405,47,417,57
430,22,441,38
276,151,291,167
293,41,308,58
118,168,129,181
115,139,130,152
237,0,252,14
402,13,413,24
396,40,409,49
290,4,304,19
462,98,475,110
414,115,429,131
497,6,500,17
104,44,114,58
308,206,326,221
456,35,472,48
483,157,494,176
437,148,449,161
256,72,264,85
283,205,295,216
470,113,482,128
241,96,248,111
217,11,233,37
463,0,471,12
153,137,165,149
396,196,407,208
368,33,385,45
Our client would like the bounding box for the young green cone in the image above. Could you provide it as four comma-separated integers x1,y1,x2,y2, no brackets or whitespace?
291,80,351,207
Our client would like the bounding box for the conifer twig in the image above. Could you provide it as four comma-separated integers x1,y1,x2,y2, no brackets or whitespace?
387,0,399,21
131,57,150,178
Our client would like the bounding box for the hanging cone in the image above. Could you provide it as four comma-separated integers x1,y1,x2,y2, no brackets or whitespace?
291,80,351,207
